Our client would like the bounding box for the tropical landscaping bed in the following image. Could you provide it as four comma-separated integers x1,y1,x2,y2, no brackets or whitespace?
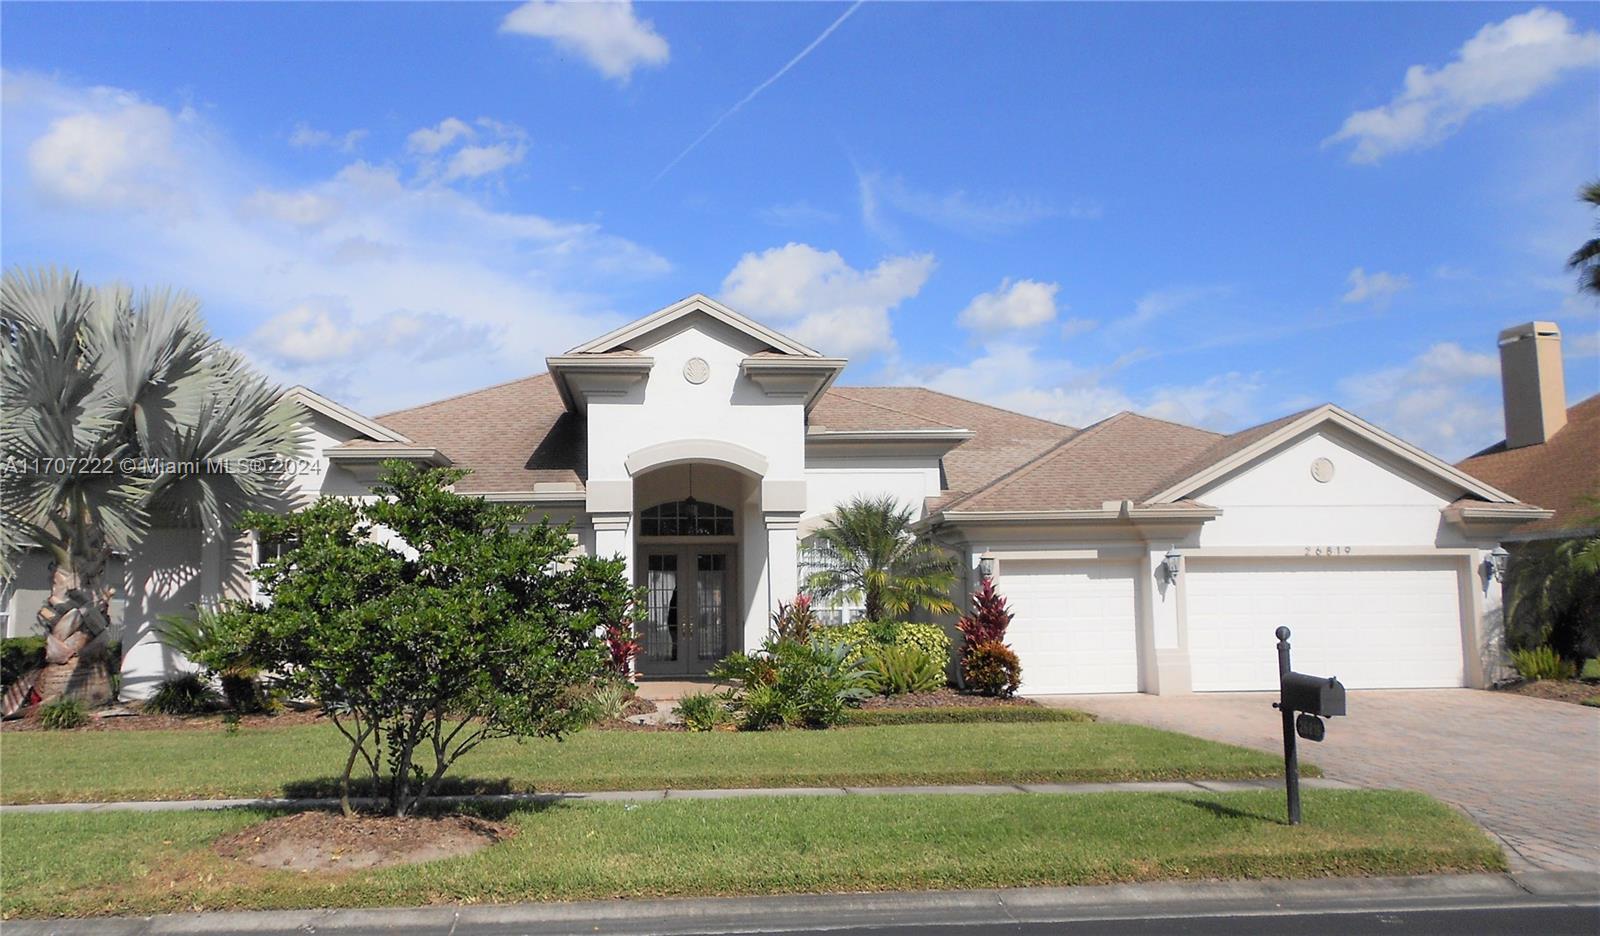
0,789,1503,919
0,718,1304,805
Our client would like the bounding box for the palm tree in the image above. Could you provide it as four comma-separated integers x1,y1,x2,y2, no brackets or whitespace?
1,268,302,704
804,495,957,621
1568,180,1600,296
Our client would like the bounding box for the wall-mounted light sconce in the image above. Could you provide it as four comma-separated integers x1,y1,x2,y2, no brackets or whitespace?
1484,545,1509,582
978,551,996,580
1163,546,1182,583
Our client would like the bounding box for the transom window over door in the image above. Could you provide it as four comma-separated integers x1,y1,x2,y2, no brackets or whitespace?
639,499,734,537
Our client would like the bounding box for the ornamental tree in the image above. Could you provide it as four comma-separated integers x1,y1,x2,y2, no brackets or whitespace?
205,461,633,817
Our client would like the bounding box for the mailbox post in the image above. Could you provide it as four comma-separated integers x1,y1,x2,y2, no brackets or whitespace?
1272,626,1346,825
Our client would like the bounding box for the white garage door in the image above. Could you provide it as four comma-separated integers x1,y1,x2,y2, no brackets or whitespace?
1186,557,1466,691
996,560,1139,694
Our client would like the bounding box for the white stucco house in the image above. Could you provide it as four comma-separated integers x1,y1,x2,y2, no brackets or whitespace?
2,295,1554,697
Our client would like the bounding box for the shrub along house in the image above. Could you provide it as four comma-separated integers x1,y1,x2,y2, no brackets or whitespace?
2,296,1551,697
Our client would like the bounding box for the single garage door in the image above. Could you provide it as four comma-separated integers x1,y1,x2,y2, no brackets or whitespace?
1186,557,1466,691
997,560,1139,694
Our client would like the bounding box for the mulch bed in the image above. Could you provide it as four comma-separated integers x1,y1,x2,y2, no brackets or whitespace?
0,706,326,732
858,688,1038,709
215,809,513,872
1495,678,1600,707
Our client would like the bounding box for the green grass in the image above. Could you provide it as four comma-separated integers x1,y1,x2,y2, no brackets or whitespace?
840,706,1093,726
0,790,1503,919
0,720,1305,805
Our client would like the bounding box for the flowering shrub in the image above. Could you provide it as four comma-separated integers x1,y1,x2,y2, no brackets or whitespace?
963,641,1021,697
603,620,641,677
770,594,819,643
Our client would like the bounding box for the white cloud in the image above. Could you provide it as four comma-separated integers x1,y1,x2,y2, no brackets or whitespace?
251,303,493,366
1341,267,1412,305
857,170,1070,239
1326,7,1600,163
241,189,341,229
1114,284,1233,333
1060,317,1098,340
289,123,366,153
891,340,1266,431
407,117,474,155
1337,342,1503,459
957,278,1060,331
26,89,181,209
720,243,934,356
406,117,529,182
3,72,669,413
500,0,669,83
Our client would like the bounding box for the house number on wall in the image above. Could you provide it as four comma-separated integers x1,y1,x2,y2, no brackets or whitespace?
1305,546,1353,556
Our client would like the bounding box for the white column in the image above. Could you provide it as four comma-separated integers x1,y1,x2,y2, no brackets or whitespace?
1470,549,1506,688
760,512,801,649
1143,546,1191,695
591,513,633,584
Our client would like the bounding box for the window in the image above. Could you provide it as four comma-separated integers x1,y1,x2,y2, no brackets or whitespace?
639,499,735,537
798,536,867,626
250,531,299,604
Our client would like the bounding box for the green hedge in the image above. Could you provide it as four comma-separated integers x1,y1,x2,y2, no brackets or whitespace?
841,706,1094,726
1,636,47,691
823,620,952,663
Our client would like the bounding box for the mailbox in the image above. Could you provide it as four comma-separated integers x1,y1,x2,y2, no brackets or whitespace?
1280,671,1346,717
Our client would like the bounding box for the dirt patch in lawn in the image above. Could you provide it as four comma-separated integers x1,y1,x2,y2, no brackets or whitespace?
1495,678,1600,707
216,810,512,872
859,688,1040,709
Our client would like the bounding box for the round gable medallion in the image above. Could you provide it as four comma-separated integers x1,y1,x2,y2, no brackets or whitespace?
1310,457,1335,483
683,357,710,385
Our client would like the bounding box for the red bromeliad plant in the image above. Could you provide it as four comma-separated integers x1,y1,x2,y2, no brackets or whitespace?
956,577,1013,650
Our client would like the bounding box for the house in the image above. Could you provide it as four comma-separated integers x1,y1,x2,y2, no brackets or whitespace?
1,295,1552,696
1456,321,1599,542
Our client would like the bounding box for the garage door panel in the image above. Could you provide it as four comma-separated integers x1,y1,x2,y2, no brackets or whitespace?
1000,560,1139,694
1186,558,1465,691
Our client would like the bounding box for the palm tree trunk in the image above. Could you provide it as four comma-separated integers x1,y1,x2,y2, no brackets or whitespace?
33,530,117,707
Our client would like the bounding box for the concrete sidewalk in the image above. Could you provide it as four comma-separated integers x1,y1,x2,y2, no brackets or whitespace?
0,776,1361,814
5,871,1596,935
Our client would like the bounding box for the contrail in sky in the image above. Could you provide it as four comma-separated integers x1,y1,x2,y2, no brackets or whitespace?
651,1,865,186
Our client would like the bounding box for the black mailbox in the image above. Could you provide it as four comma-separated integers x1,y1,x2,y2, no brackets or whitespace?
1280,671,1346,717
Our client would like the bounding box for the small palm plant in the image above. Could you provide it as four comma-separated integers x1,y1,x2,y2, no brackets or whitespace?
1,267,302,704
804,496,957,621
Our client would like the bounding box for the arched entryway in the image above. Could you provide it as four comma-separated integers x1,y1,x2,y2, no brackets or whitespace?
631,462,757,676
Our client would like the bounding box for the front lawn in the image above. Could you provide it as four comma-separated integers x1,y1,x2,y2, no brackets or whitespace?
0,790,1503,918
0,720,1302,804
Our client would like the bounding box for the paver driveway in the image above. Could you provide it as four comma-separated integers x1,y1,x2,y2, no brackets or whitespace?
1040,689,1600,872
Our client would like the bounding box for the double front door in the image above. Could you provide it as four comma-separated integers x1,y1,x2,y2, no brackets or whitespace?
638,548,733,675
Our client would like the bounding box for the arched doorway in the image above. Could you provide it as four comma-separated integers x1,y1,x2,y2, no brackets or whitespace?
632,462,752,676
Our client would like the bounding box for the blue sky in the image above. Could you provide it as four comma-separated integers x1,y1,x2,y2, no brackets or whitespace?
3,2,1597,459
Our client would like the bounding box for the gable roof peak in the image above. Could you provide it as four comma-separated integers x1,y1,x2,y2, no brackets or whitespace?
567,294,826,358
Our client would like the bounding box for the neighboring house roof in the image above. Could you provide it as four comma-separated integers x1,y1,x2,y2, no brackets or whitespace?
376,373,585,494
1456,393,1600,536
936,411,1224,513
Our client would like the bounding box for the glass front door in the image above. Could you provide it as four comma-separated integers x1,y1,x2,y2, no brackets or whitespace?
640,548,732,675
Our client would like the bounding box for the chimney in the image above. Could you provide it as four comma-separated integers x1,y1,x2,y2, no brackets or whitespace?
1497,321,1567,449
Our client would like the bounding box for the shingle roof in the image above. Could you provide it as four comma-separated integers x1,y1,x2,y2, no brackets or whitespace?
938,411,1225,513
816,387,1078,498
1456,393,1600,534
376,373,584,494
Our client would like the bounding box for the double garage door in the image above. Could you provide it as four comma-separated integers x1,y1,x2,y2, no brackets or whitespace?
1186,557,1467,691
997,556,1468,694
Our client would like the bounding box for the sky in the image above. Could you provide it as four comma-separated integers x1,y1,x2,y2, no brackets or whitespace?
3,1,1598,461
